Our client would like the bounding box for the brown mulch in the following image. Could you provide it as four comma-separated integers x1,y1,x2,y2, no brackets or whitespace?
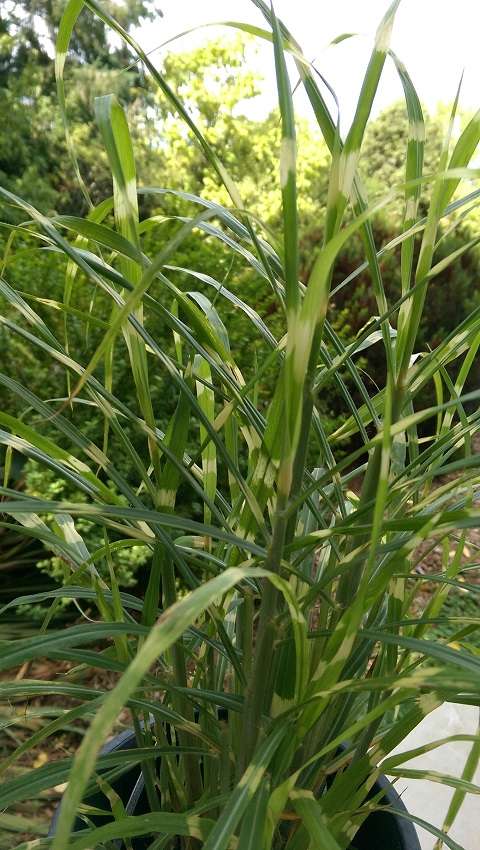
411,532,480,616
0,656,128,848
410,432,480,613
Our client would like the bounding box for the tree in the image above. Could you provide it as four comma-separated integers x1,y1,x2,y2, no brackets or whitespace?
360,100,444,220
0,0,158,215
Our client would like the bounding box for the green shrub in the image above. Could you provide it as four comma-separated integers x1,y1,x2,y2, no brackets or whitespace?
24,460,149,588
300,215,480,427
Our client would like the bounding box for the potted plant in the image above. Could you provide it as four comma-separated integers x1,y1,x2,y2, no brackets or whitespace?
1,1,480,848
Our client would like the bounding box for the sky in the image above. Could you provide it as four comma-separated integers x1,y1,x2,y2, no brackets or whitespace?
134,0,480,133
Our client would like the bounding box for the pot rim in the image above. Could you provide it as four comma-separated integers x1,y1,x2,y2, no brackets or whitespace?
49,728,421,850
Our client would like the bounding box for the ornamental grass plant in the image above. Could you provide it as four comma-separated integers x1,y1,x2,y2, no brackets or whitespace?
2,1,480,848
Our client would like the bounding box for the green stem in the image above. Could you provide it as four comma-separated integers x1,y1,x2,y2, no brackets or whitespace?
132,713,161,812
285,387,316,544
336,443,382,608
336,379,406,608
240,493,289,771
162,552,203,806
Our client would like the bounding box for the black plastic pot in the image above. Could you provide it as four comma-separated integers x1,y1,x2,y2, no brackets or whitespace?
50,730,421,850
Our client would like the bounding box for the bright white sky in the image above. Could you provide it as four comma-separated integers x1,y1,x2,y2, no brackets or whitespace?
134,0,480,132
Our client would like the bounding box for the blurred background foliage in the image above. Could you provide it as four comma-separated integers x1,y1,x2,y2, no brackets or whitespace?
1,0,479,608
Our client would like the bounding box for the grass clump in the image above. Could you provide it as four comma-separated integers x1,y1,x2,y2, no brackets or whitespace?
1,2,480,849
